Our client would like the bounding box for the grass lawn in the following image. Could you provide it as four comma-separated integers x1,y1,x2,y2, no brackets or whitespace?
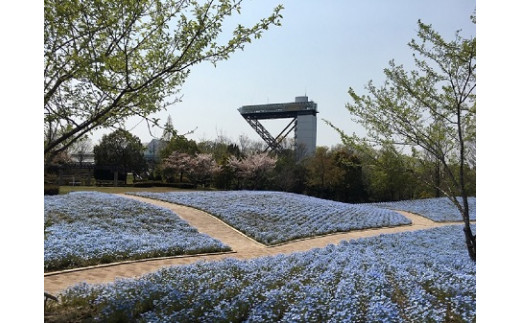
58,185,195,195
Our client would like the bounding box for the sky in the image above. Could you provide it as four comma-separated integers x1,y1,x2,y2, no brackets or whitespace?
89,0,477,148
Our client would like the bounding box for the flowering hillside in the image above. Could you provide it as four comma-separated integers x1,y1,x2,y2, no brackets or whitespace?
132,191,411,245
44,192,230,271
371,197,476,222
57,225,476,322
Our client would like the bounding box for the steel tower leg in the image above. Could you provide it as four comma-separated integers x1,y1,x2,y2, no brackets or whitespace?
243,117,282,153
243,116,297,154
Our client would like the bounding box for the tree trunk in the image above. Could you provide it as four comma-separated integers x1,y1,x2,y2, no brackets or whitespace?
463,225,476,261
456,102,476,262
114,171,118,187
461,196,476,261
434,161,441,198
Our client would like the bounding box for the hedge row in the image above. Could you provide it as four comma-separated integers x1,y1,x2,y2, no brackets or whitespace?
43,182,196,194
44,184,60,195
132,182,196,189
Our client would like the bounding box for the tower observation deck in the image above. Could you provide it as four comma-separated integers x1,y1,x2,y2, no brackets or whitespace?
238,96,318,157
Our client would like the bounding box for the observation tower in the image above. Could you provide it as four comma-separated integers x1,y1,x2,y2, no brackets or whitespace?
238,96,318,158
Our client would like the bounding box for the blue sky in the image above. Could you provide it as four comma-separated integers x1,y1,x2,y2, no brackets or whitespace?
99,0,477,148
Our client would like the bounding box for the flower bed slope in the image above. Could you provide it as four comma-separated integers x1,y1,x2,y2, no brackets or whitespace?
44,192,230,272
56,225,476,322
371,196,476,222
132,191,411,245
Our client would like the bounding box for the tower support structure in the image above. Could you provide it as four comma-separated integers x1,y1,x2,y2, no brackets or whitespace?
238,96,318,157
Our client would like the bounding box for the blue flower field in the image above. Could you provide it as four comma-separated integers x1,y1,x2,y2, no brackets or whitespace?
132,191,412,245
44,192,230,272
371,196,476,222
59,225,476,322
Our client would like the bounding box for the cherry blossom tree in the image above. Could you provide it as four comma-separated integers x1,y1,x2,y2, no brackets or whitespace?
228,152,277,189
162,151,192,182
186,153,220,187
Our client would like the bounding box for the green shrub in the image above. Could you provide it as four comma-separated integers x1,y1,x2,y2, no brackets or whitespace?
132,181,196,189
44,184,60,195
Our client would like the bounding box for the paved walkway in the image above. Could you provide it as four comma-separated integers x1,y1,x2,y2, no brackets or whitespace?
44,194,472,295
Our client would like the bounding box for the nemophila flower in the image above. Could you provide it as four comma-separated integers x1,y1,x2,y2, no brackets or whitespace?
132,191,411,245
44,192,230,271
371,196,476,222
58,225,475,322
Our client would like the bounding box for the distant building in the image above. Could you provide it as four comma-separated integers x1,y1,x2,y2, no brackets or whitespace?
144,139,167,162
70,152,95,164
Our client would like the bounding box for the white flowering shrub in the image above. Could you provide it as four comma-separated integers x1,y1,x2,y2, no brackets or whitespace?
132,191,411,245
44,192,230,271
58,225,476,322
371,197,476,222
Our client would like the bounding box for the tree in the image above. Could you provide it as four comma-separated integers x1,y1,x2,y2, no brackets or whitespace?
162,151,192,183
161,151,219,186
48,150,73,165
305,146,366,203
160,135,199,159
186,153,220,187
271,149,307,193
70,138,93,164
228,152,277,189
158,115,198,159
161,115,178,142
305,146,342,199
93,129,147,180
360,144,420,202
238,134,265,155
198,135,240,164
44,0,283,157
328,18,476,260
332,147,366,203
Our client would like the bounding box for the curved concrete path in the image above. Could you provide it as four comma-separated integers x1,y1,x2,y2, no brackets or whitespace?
44,194,472,295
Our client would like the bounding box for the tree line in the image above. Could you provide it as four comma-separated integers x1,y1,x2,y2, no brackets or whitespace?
82,123,475,205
